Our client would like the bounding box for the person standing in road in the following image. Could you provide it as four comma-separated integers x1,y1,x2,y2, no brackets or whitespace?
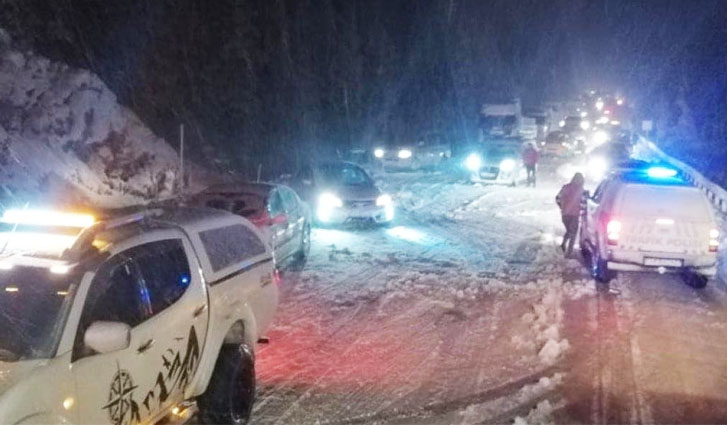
522,142,540,187
556,172,585,256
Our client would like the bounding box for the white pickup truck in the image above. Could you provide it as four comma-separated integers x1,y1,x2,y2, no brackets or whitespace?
0,207,278,425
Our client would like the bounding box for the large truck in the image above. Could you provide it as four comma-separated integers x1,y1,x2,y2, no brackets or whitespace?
479,98,522,140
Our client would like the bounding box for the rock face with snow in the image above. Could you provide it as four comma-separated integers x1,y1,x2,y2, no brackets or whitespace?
0,29,180,208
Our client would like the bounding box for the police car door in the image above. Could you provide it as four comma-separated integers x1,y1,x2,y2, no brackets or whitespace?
71,236,208,425
584,181,608,245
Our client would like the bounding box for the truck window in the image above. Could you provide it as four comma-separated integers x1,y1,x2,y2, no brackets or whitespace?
199,224,267,272
76,258,152,359
618,185,711,219
132,239,191,315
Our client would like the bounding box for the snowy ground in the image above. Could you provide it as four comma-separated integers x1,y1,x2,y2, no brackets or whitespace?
246,158,727,425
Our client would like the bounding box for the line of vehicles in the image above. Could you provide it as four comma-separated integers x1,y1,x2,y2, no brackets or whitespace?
0,92,721,425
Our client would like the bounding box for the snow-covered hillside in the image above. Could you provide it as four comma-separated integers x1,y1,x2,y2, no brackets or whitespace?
0,29,181,208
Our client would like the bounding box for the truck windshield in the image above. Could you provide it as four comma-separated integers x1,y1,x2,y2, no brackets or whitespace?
620,185,712,219
0,265,80,361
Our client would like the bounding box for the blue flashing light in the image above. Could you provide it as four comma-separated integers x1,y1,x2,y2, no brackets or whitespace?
179,274,190,287
646,166,678,179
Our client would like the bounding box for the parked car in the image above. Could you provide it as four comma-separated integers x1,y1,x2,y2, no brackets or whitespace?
541,130,572,157
375,134,452,171
0,207,278,425
189,182,311,268
580,166,719,287
291,161,395,226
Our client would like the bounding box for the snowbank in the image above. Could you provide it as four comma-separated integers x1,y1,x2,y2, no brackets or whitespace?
0,29,181,208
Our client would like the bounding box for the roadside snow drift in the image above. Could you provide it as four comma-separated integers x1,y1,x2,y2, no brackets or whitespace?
0,29,180,207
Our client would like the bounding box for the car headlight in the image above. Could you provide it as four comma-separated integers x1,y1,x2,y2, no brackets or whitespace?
317,192,343,222
376,194,393,207
374,148,385,158
593,130,609,145
318,192,343,209
580,120,591,130
499,158,516,172
398,149,412,159
588,156,608,179
465,153,482,172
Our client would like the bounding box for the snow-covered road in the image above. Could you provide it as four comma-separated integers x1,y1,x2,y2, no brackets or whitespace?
248,160,727,425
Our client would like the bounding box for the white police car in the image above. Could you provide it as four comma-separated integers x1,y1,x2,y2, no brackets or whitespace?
580,166,719,287
0,207,278,424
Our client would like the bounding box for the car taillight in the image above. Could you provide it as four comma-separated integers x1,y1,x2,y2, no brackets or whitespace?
709,228,719,252
251,211,270,227
606,219,621,246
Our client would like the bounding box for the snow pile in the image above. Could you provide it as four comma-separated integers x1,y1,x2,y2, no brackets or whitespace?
458,373,563,425
0,29,181,207
513,280,571,366
513,400,556,425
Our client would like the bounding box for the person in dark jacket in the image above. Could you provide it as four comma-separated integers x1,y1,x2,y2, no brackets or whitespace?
522,143,540,187
556,172,585,255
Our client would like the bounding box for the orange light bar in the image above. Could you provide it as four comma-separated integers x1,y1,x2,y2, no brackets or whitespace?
1,209,95,228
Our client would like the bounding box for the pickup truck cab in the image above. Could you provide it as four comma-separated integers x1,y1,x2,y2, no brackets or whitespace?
0,207,278,424
580,167,719,287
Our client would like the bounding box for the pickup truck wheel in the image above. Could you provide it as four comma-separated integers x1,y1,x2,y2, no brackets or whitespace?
197,344,255,425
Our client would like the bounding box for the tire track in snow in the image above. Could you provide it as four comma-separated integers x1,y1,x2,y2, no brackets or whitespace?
617,277,654,425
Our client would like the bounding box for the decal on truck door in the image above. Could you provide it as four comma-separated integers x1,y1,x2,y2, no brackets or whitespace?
103,364,142,425
102,326,201,424
143,326,201,411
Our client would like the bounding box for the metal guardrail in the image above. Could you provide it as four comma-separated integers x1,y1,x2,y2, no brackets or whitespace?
639,137,727,213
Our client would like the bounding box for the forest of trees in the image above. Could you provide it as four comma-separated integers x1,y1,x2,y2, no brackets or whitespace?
1,0,725,182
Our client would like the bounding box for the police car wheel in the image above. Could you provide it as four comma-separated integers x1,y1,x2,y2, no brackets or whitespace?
578,226,590,260
591,244,614,284
682,272,708,289
198,344,255,425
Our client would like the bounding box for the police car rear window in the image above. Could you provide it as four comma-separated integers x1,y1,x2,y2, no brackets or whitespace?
199,224,266,272
619,185,711,219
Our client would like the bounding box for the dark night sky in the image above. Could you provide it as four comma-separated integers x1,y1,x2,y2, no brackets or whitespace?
1,0,726,180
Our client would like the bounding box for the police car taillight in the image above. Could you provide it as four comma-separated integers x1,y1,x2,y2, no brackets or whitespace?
709,228,719,253
606,219,622,246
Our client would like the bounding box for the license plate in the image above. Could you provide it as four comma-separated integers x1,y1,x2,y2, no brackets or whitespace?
643,257,683,267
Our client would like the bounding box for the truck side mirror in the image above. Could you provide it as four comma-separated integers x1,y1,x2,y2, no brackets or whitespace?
84,321,131,354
